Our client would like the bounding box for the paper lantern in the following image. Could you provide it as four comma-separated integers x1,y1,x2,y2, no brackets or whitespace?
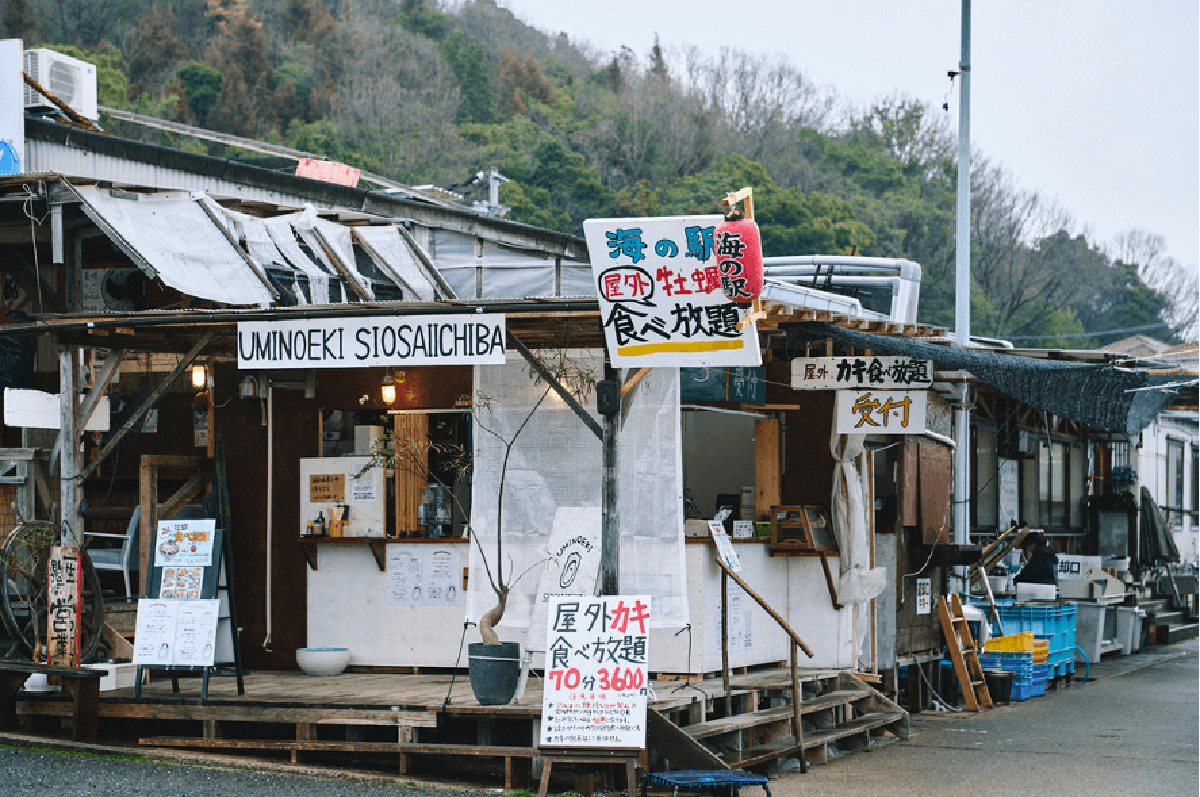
714,217,763,304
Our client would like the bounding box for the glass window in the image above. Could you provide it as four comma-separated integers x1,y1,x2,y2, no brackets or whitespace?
1167,439,1184,530
972,426,998,528
1111,441,1131,469
1039,440,1068,527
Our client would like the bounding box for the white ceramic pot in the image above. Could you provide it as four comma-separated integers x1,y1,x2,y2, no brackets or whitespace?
296,647,351,676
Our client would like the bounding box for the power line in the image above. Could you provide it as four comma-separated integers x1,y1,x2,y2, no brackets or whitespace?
1003,322,1169,342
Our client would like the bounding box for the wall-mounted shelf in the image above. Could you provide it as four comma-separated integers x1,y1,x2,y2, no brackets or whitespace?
298,536,387,572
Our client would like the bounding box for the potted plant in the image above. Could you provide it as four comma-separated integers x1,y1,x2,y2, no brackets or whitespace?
361,348,594,704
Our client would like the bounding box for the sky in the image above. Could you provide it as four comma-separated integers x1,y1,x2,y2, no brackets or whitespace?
500,0,1199,275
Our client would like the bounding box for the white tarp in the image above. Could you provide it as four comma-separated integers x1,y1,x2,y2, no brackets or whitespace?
353,225,436,301
263,213,332,303
73,185,273,306
466,351,689,635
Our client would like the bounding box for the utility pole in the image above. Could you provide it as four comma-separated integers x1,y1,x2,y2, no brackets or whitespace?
953,0,973,573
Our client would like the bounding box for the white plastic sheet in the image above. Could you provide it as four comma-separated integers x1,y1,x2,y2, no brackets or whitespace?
263,213,331,303
830,429,887,660
353,225,436,301
74,186,273,306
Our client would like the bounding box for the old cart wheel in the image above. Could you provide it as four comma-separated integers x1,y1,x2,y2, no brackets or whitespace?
0,521,105,661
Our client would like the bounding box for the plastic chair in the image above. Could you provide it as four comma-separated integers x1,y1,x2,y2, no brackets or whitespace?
87,506,139,598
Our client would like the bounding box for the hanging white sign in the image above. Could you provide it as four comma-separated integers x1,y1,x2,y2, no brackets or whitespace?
541,595,651,749
583,215,760,368
237,314,506,369
791,356,933,390
834,390,928,435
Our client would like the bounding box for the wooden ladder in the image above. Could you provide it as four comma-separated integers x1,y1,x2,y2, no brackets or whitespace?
937,594,992,711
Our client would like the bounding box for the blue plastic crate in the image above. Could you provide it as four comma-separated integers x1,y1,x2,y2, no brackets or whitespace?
977,600,1077,656
1011,676,1048,701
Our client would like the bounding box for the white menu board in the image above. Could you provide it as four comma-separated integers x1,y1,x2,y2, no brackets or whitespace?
133,599,220,666
385,545,461,606
540,595,650,749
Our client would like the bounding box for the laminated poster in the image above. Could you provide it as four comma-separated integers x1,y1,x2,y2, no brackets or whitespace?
385,546,461,606
154,518,215,568
133,599,219,667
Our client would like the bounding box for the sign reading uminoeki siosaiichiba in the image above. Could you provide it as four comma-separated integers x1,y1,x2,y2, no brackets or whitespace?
237,314,507,368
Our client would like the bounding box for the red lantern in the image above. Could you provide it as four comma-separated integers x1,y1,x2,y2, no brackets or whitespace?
714,216,763,305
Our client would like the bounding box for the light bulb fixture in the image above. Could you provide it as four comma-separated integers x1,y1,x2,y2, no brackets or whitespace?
239,375,259,399
381,373,397,405
191,363,206,390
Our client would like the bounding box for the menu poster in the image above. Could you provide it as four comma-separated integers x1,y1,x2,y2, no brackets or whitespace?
159,566,204,600
385,546,462,606
154,518,215,568
540,595,650,749
133,599,220,666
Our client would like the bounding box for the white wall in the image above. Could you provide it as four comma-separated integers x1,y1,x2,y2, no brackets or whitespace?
1134,412,1199,566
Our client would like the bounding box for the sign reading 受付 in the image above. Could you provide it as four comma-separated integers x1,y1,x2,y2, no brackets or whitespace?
237,314,506,369
791,356,933,390
583,216,761,368
541,595,651,749
834,390,927,435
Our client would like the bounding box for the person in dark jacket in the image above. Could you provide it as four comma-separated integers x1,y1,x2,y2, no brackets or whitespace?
1013,531,1058,585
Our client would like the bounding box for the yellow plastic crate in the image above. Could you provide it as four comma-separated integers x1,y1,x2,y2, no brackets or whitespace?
985,631,1035,652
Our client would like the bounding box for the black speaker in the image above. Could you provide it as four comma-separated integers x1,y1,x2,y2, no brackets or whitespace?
596,379,620,416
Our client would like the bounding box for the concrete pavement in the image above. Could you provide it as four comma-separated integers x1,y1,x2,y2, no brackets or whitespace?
770,639,1199,797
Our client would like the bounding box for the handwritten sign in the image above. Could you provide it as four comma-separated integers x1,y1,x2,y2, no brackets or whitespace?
791,356,933,390
385,546,462,606
46,546,81,667
834,390,927,435
154,518,215,568
709,522,742,572
583,215,761,368
310,473,345,504
133,599,220,667
541,595,651,749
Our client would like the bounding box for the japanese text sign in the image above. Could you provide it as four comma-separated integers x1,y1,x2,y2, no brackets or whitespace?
834,390,927,435
583,216,761,367
541,595,651,749
154,518,215,568
791,356,933,390
310,473,345,503
46,546,81,667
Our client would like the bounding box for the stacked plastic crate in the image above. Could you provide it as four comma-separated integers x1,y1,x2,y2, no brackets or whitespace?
976,600,1077,679
980,632,1050,701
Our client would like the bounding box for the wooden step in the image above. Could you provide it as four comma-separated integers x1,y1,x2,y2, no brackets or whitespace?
683,688,876,739
803,712,904,748
721,711,905,768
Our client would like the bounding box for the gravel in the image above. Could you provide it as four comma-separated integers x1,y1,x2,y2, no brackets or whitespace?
0,746,500,797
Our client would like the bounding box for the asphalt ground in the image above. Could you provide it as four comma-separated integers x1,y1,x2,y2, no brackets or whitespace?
1,640,1195,797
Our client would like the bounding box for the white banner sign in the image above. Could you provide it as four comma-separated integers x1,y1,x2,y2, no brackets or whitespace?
541,595,650,749
583,215,760,368
791,356,933,390
834,390,927,435
237,314,506,369
133,599,220,667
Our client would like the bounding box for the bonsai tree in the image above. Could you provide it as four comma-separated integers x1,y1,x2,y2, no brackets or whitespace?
361,346,595,645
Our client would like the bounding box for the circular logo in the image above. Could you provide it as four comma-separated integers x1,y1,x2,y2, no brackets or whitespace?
559,551,582,589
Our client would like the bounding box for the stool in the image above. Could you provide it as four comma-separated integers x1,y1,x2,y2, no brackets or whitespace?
643,769,771,797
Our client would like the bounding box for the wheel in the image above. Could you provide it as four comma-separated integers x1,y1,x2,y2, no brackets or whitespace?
1,521,105,662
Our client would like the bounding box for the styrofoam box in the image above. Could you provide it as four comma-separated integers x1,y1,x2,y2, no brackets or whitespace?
82,662,137,691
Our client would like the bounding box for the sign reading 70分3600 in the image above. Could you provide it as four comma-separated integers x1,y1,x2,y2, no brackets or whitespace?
583,216,761,368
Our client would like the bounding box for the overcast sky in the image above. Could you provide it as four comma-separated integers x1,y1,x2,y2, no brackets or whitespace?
500,0,1199,274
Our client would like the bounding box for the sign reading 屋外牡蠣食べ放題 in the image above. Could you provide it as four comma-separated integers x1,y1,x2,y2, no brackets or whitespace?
583,216,761,368
237,314,506,369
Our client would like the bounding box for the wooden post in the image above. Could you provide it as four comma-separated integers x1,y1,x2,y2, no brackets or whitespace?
600,362,619,596
790,640,806,773
721,571,730,716
754,419,780,521
46,546,80,667
139,460,158,597
59,347,81,546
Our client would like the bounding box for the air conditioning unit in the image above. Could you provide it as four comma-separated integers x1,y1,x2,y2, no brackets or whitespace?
23,48,98,121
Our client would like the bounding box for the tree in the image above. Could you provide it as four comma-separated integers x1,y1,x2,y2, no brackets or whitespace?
442,30,497,124
2,0,40,43
1112,229,1199,342
122,7,188,97
648,34,668,82
176,61,224,128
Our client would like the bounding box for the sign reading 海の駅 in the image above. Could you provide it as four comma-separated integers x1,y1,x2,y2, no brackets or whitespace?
237,314,506,369
583,216,760,368
541,595,650,749
834,389,928,435
791,356,933,390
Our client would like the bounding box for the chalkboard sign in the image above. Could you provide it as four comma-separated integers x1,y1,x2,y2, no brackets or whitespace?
681,367,765,405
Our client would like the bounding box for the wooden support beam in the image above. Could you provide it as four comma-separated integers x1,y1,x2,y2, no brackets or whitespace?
78,329,218,481
76,349,125,432
4,246,67,312
508,332,603,441
620,368,650,398
311,225,371,301
159,471,211,520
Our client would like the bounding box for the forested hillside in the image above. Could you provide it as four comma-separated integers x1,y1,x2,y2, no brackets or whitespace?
4,0,1194,343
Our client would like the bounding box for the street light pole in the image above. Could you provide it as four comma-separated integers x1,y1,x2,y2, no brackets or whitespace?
953,0,973,565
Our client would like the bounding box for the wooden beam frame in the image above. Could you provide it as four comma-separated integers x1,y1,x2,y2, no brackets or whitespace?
507,332,603,441
78,329,218,481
